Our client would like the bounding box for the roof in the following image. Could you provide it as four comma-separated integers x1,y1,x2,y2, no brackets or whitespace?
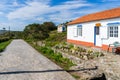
68,7,120,25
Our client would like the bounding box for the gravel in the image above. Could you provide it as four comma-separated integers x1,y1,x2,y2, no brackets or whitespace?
0,39,75,80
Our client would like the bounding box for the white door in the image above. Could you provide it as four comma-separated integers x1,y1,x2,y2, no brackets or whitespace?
96,35,102,46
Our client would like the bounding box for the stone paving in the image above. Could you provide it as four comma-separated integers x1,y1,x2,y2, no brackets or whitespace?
71,52,120,80
0,39,75,80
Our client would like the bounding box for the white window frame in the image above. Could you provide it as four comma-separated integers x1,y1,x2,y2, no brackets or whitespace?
77,27,82,36
109,26,118,38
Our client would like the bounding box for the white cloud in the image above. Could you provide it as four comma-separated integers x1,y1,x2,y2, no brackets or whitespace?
7,2,50,20
7,0,92,21
12,0,19,7
26,0,51,4
0,12,4,15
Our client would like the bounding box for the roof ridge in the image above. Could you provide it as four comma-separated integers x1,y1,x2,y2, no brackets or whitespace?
68,7,120,25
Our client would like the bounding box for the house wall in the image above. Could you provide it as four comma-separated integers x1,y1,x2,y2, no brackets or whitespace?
58,26,66,32
67,17,120,52
57,26,62,32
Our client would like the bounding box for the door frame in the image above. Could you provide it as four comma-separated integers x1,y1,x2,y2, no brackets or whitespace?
94,26,96,46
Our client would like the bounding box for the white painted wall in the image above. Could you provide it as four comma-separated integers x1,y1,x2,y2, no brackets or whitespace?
58,26,66,32
67,17,120,46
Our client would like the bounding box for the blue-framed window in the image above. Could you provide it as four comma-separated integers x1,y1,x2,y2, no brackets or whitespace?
107,22,120,38
109,26,118,37
77,25,82,36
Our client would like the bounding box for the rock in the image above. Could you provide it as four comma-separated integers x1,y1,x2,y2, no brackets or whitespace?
83,55,88,60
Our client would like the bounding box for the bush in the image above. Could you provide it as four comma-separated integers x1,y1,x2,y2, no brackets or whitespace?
0,37,9,43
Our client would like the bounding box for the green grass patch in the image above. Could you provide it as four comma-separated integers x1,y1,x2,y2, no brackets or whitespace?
36,46,76,70
0,40,12,52
71,74,80,79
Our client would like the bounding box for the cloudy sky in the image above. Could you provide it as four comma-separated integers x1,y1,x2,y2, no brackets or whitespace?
0,0,120,31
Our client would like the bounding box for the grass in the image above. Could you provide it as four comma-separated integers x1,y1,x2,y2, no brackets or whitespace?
0,40,12,52
45,30,67,47
71,74,80,79
36,46,76,70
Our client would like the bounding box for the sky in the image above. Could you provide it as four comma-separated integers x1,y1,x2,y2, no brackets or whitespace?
0,0,120,31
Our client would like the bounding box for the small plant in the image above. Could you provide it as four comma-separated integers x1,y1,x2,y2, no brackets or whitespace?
93,51,104,57
79,47,86,52
69,44,74,49
87,49,93,54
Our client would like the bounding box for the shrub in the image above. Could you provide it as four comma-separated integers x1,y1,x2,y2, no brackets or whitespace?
0,37,9,43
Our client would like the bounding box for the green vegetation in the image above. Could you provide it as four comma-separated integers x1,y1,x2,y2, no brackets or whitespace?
10,31,23,39
23,21,75,70
39,46,75,70
0,37,10,43
54,43,104,60
26,39,75,70
36,46,75,70
45,30,67,47
0,30,12,52
0,40,12,52
23,22,56,41
71,74,80,79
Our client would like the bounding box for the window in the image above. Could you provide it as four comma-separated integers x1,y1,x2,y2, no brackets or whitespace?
77,25,82,36
109,26,118,37
95,27,99,35
78,27,82,36
73,25,82,37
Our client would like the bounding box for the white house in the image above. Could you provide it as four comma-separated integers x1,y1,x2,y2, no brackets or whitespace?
57,24,66,32
67,7,120,52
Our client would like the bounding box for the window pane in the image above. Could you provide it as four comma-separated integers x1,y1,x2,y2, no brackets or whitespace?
114,34,118,37
109,26,118,37
77,27,82,36
110,31,113,33
96,27,99,35
110,34,113,37
114,31,118,33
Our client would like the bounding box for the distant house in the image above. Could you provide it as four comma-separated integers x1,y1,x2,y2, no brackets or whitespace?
67,7,120,52
57,24,66,32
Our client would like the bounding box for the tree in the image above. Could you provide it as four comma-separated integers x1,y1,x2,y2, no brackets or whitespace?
24,23,49,40
43,22,57,31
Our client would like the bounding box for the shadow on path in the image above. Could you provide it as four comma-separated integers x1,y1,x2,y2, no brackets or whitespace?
0,66,98,75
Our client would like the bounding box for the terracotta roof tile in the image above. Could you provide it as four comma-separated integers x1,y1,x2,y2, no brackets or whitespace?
68,7,120,25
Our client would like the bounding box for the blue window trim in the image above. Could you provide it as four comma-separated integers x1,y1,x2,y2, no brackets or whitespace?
77,24,82,27
107,22,120,25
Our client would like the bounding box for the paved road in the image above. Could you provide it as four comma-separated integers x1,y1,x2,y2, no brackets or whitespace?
0,39,75,80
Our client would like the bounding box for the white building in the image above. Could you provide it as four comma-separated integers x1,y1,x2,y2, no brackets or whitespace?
57,24,66,32
67,7,120,52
